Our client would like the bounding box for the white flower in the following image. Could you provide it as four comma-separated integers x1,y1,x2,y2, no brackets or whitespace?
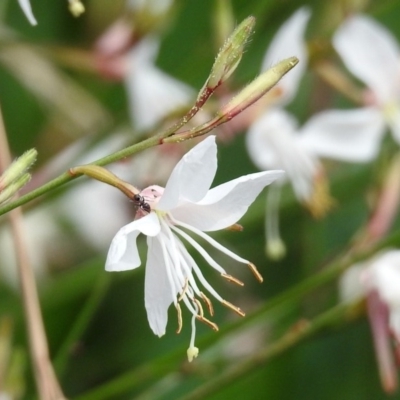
106,136,284,359
340,251,400,393
17,0,37,25
125,37,195,131
246,8,334,257
301,15,400,163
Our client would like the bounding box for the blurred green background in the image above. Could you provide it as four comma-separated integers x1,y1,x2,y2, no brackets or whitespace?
0,0,399,399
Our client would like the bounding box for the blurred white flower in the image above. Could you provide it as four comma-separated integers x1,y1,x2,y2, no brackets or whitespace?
125,37,196,131
17,0,37,25
340,250,400,393
246,8,335,258
301,15,400,163
106,136,284,360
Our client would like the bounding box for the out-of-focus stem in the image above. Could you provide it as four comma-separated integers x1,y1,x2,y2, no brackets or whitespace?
0,106,66,399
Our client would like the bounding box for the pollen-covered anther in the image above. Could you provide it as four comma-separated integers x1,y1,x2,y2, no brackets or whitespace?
196,315,219,331
221,273,245,286
178,279,189,302
248,262,263,283
222,300,246,317
176,303,183,334
200,292,214,316
193,298,205,318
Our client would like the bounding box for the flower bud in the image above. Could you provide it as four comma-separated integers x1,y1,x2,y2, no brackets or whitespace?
206,16,255,90
69,165,138,199
0,174,31,205
219,57,299,120
0,148,37,191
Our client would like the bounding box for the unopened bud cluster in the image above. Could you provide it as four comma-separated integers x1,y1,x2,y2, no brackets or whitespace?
0,149,37,204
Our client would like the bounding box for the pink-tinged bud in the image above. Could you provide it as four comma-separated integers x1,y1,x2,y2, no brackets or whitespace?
0,148,37,191
219,57,299,120
206,16,255,90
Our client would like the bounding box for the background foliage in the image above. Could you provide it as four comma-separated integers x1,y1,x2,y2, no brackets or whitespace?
0,0,399,399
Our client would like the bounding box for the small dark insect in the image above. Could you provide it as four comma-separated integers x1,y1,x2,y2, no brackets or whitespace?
133,194,151,214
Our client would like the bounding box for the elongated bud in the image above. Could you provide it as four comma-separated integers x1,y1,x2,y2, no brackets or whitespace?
206,16,255,90
220,57,299,119
0,149,37,191
0,174,31,204
69,0,85,17
69,165,138,199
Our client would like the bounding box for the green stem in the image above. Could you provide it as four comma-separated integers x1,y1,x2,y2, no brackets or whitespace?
0,135,158,217
73,230,400,400
178,300,363,400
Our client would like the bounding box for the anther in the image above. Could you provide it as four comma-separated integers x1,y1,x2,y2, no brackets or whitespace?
200,292,214,316
193,298,204,318
196,316,219,331
226,223,243,232
221,273,244,286
176,304,183,334
178,279,189,302
222,300,245,317
248,262,263,283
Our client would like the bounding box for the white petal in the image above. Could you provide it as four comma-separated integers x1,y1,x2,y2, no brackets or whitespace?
333,15,400,103
299,108,385,162
171,170,284,231
246,108,298,170
158,136,218,210
261,7,311,105
246,108,318,201
125,38,195,131
144,235,175,337
105,213,160,271
18,0,37,25
371,251,400,307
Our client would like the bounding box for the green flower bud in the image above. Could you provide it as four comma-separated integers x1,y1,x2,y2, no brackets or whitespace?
206,16,255,90
219,57,299,119
0,174,31,205
0,149,37,191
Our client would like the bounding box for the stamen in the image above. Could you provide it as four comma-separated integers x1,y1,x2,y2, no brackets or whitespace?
248,262,263,283
178,278,189,301
221,273,245,286
306,172,336,219
225,223,243,232
196,315,219,331
193,298,204,318
222,300,245,317
200,292,214,316
176,304,183,334
170,218,250,264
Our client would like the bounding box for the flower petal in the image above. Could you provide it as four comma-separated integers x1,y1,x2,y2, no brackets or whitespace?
158,136,218,210
299,108,385,162
246,108,318,201
144,235,175,337
18,0,37,25
125,37,195,131
261,7,311,105
171,170,284,231
246,108,298,170
105,213,160,271
333,15,400,103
